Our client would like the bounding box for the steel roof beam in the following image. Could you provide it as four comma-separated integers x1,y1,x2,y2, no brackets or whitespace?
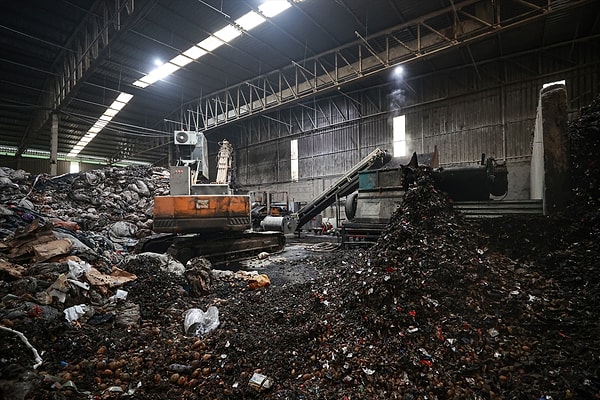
183,0,589,133
17,0,142,157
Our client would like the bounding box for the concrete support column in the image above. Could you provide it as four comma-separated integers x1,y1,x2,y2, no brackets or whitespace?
530,84,570,214
50,113,58,176
541,85,570,214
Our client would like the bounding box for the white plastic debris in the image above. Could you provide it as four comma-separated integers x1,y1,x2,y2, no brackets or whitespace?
109,289,128,302
64,304,91,323
67,259,91,278
183,306,220,336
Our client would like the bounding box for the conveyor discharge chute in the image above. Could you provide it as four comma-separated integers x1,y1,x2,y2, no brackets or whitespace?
294,148,391,231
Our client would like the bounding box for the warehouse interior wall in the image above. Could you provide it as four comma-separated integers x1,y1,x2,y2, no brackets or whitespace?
221,41,598,205
0,157,103,175
2,40,598,208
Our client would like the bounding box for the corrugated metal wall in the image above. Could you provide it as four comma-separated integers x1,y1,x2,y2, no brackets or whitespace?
2,42,598,203
233,42,599,202
0,156,119,175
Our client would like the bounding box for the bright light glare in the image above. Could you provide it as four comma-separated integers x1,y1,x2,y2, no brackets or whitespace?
214,24,242,42
183,46,207,59
393,115,406,157
394,66,404,77
154,58,163,66
69,161,80,173
103,108,119,117
69,91,134,157
116,93,134,103
259,1,292,18
171,54,194,67
543,80,566,89
198,36,224,51
132,0,296,88
147,62,179,81
236,11,266,30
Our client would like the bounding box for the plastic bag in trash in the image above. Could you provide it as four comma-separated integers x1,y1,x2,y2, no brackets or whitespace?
183,306,219,336
64,304,93,323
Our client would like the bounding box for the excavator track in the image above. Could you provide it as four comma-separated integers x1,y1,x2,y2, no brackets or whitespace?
135,231,286,266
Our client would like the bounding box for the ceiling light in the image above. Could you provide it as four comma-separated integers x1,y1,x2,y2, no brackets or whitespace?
79,136,94,144
236,11,266,30
93,120,109,129
147,62,179,81
198,36,224,51
171,54,194,67
182,46,208,60
393,66,404,78
259,1,292,18
214,24,242,43
154,58,163,66
103,108,119,117
132,1,298,89
116,93,134,103
110,101,127,111
133,79,151,88
134,62,179,87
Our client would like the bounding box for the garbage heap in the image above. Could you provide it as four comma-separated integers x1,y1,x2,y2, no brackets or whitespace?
569,94,600,213
0,96,599,400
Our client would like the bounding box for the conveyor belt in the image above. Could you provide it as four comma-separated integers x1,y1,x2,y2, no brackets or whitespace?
295,148,390,230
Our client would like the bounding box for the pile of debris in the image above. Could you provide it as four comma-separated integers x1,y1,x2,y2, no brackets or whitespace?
0,166,170,245
569,94,600,212
1,97,600,399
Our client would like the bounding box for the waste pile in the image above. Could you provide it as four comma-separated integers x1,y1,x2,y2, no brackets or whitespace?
1,96,600,399
569,94,600,212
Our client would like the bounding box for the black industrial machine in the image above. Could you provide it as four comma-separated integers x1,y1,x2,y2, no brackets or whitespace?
341,150,508,247
432,154,508,201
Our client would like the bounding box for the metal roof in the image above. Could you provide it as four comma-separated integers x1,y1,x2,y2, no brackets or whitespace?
1,0,598,165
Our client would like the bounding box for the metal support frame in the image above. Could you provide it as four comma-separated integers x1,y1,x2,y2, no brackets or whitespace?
185,0,590,133
17,0,137,156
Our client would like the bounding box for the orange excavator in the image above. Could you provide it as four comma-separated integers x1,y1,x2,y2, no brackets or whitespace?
136,132,285,265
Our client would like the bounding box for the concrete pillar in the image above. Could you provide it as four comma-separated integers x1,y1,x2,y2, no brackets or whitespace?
530,84,570,214
541,85,570,214
530,95,544,200
50,113,58,176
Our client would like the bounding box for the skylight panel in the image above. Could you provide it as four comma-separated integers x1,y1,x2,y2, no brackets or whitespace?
131,1,300,88
214,24,242,43
259,1,291,18
182,46,207,60
236,11,266,30
103,108,119,117
198,36,224,52
171,54,194,67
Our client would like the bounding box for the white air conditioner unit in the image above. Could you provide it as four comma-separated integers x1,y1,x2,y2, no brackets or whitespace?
174,131,198,145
